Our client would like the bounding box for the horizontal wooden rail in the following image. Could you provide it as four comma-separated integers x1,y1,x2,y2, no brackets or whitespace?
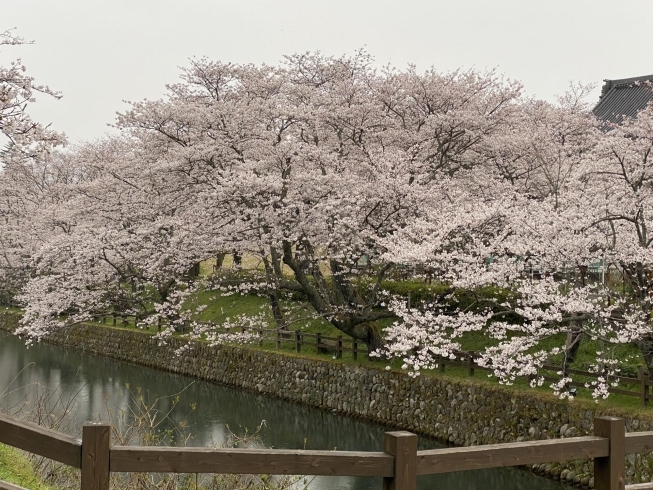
627,484,653,490
2,413,652,490
110,447,394,476
625,431,653,454
541,365,641,384
618,375,645,384
415,436,609,475
0,414,82,468
0,480,29,490
610,387,643,397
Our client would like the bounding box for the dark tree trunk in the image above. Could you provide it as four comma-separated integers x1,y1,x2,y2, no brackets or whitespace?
332,318,387,360
270,246,283,276
563,330,582,365
356,322,385,357
637,333,653,373
190,262,200,277
562,314,584,367
261,250,286,329
280,239,393,360
268,292,286,330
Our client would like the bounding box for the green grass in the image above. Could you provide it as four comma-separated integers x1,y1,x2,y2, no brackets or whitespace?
195,291,269,322
192,290,345,337
42,275,653,417
457,328,645,379
99,285,650,387
1,306,23,314
185,290,653,414
0,444,60,490
81,313,653,416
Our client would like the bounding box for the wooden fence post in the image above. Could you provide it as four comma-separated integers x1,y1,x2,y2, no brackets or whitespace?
383,431,417,490
439,356,445,373
468,351,475,376
593,416,625,490
639,367,649,406
112,315,116,326
353,339,358,361
336,336,343,359
276,330,281,349
295,330,301,352
316,333,322,354
81,422,111,490
258,328,263,346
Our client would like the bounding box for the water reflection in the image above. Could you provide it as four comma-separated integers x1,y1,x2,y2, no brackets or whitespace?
0,331,568,489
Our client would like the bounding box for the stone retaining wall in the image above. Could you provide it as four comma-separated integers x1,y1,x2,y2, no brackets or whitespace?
2,312,653,487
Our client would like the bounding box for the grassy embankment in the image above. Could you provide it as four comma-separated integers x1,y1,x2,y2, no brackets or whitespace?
0,443,60,490
197,258,653,417
8,254,650,414
90,278,651,415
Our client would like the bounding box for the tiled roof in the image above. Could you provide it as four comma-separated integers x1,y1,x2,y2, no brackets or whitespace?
593,75,653,124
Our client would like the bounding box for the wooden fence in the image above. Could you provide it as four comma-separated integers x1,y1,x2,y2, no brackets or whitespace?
437,351,653,406
266,328,366,360
0,413,652,490
95,316,369,360
93,315,653,404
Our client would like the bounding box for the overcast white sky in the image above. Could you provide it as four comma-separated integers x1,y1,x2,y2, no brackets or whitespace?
1,0,652,144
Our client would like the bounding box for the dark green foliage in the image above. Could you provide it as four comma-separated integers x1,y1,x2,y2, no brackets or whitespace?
379,281,521,322
379,280,451,305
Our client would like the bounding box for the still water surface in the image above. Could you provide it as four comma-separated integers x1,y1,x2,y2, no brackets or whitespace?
0,331,569,489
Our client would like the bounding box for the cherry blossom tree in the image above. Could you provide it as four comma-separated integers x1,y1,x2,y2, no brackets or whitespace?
0,28,66,304
377,91,653,399
109,52,522,353
15,136,213,341
0,29,65,158
14,47,653,398
587,101,653,371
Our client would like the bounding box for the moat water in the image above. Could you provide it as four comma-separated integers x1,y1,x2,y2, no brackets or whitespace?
0,331,569,489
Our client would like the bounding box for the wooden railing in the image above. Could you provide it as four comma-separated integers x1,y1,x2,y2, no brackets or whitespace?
92,315,653,404
437,351,653,406
1,413,652,490
95,316,370,360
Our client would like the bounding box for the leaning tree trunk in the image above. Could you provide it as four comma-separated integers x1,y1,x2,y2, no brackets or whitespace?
563,316,584,366
362,322,385,356
260,252,286,330
637,333,653,373
268,291,286,330
344,321,385,360
279,239,391,360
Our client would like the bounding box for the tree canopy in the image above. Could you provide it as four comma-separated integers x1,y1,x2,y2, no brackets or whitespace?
4,48,653,399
